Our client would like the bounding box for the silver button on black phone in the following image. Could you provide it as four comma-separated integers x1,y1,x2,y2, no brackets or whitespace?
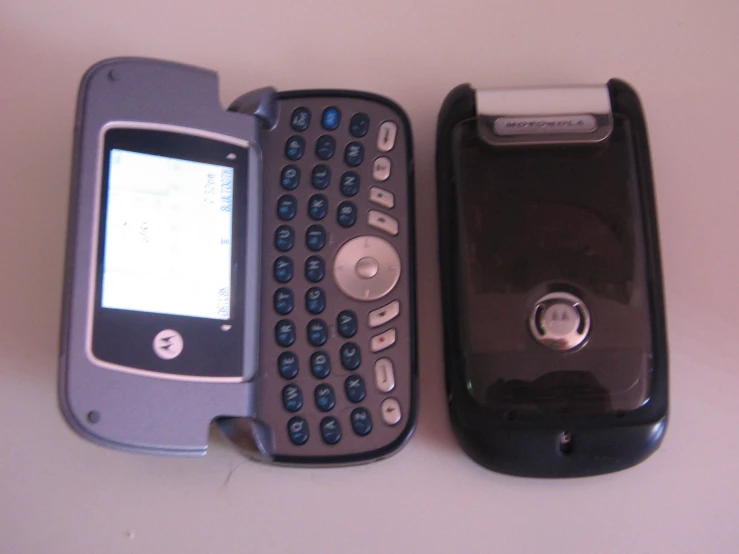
528,292,590,351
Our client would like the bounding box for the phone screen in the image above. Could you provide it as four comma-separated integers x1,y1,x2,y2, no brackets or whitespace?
452,115,652,414
90,127,248,379
102,149,234,320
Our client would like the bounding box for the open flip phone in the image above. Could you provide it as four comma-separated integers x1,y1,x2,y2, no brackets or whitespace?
59,58,417,465
436,82,668,477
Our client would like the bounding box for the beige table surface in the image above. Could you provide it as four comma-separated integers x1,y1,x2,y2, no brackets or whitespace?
2,0,738,552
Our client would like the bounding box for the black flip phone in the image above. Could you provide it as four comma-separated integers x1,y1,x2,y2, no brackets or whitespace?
436,82,668,477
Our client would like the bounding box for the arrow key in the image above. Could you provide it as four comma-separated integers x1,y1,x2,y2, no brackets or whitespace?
381,398,401,426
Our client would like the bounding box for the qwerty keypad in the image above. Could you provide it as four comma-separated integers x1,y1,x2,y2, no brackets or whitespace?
265,98,410,456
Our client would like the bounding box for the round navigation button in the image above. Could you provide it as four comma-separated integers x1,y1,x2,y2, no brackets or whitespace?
355,257,379,279
333,236,401,302
153,329,183,360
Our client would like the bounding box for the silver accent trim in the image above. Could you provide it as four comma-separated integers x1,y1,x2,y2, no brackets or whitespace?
475,85,613,146
333,235,401,302
84,121,253,383
528,292,591,351
494,115,597,135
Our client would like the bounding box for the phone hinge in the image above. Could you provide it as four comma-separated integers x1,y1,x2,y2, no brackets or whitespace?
475,85,613,146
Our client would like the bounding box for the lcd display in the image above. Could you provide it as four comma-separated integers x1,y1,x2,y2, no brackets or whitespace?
101,149,234,320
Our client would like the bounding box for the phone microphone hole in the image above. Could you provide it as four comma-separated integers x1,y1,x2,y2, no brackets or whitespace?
559,431,574,454
87,411,101,424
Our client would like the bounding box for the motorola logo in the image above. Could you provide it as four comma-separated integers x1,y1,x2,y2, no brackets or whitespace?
153,329,184,360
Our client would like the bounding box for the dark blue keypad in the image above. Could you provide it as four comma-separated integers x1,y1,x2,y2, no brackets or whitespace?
320,416,341,445
305,256,325,283
349,113,370,138
285,136,305,161
337,310,358,338
287,416,309,445
275,225,294,252
307,319,328,346
277,194,297,221
337,201,357,228
310,351,331,379
273,287,294,315
316,135,336,160
305,286,326,314
350,408,372,436
321,107,341,130
290,107,311,132
306,225,326,251
344,375,366,403
311,165,331,189
344,142,364,167
280,165,300,190
282,384,303,412
340,171,360,197
275,319,296,347
308,194,328,220
314,383,336,412
273,256,293,283
278,351,299,379
340,342,361,370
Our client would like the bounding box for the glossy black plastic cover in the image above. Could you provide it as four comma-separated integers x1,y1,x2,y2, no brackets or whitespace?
436,82,668,477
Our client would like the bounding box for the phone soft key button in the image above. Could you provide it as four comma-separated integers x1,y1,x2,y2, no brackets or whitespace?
372,157,391,182
370,328,396,352
380,398,402,426
367,210,398,236
377,121,397,152
369,300,400,328
373,358,395,393
369,187,394,209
